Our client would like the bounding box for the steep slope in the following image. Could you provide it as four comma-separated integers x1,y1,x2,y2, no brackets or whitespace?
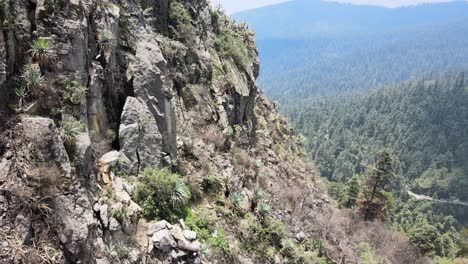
233,0,468,99
0,0,428,263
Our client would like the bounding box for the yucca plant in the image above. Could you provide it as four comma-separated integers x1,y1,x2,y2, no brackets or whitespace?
22,64,45,95
15,86,29,110
98,30,116,50
230,192,244,209
170,178,191,208
59,121,83,148
30,38,54,65
257,203,272,220
250,187,264,212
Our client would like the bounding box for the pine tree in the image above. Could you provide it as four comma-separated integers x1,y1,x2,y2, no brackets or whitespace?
345,175,360,208
359,151,394,221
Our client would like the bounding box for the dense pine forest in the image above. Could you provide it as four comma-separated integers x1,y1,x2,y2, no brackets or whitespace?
283,73,468,261
234,0,468,98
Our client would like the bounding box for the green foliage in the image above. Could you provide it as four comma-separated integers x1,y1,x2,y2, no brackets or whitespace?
15,86,29,109
215,32,249,70
133,168,190,222
63,80,88,105
238,215,330,263
250,187,264,212
257,203,272,221
358,151,394,221
98,30,116,50
59,120,84,148
230,192,244,209
170,1,191,26
21,64,45,95
30,38,54,65
201,175,223,195
169,1,193,40
111,208,127,222
358,243,391,264
104,241,129,262
185,209,234,260
240,215,286,260
346,175,361,208
408,221,441,256
106,129,117,142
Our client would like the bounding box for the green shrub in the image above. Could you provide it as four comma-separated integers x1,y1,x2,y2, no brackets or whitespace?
63,80,88,105
133,168,191,222
111,207,128,222
185,209,234,260
202,175,223,195
106,129,117,142
170,1,191,27
215,32,249,70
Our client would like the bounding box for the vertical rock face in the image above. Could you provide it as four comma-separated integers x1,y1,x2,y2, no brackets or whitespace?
131,31,177,162
11,117,96,262
0,32,5,85
119,96,163,174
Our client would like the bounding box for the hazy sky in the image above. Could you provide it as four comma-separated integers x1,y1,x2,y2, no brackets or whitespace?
211,0,461,13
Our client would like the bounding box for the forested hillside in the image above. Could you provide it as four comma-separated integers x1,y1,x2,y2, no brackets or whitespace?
288,73,468,201
234,0,468,98
283,73,468,260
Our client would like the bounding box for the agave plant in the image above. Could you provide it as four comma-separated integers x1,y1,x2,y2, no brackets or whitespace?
30,38,54,65
170,178,191,208
22,64,45,95
257,203,272,220
230,192,244,209
98,30,116,50
15,86,29,110
250,187,264,211
59,121,83,148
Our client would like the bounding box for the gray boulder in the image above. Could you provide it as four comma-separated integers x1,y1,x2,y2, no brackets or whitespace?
119,97,163,174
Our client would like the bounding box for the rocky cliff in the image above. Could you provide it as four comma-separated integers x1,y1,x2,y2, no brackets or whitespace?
0,1,428,264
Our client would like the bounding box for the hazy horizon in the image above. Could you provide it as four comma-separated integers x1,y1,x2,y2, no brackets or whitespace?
212,0,465,13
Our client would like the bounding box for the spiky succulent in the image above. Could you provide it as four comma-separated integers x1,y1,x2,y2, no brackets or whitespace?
59,121,83,148
257,203,272,219
15,86,29,109
30,38,54,65
250,187,264,212
98,30,116,50
230,192,244,209
21,64,45,95
170,179,191,208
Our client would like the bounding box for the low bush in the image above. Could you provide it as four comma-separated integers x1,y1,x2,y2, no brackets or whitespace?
202,175,223,196
185,209,234,260
133,168,191,222
215,32,249,70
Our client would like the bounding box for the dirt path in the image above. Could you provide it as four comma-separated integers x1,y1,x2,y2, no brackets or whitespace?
407,190,468,207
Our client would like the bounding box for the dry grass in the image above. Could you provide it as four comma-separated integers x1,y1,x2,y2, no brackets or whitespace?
202,126,226,150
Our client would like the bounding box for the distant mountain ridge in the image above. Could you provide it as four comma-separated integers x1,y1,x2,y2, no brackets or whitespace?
233,0,468,98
